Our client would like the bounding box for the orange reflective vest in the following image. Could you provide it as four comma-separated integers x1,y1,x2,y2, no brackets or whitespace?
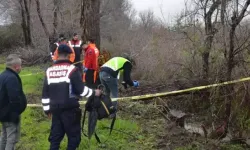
82,44,99,82
52,43,75,63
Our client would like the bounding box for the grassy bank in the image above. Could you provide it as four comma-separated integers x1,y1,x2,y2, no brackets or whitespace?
16,108,153,150
0,64,157,150
1,63,245,149
0,64,44,95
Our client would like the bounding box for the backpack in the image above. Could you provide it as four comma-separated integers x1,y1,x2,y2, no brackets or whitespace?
81,93,117,143
98,50,111,67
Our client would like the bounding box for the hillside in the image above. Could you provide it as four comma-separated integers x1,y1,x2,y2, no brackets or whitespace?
0,64,248,150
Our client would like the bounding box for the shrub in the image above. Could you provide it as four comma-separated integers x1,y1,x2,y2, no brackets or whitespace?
0,23,23,53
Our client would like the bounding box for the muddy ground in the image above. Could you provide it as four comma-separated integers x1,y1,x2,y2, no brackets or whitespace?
28,81,249,149
119,83,250,150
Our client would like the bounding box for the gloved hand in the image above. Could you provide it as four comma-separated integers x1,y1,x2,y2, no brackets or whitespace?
47,113,52,119
122,81,128,89
83,67,88,73
95,89,102,96
133,80,139,87
45,111,52,119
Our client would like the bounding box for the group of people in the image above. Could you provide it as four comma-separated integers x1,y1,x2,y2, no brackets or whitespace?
50,33,100,89
0,33,140,150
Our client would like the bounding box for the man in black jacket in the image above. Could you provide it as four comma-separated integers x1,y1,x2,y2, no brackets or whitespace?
68,33,82,70
42,44,101,150
0,54,27,150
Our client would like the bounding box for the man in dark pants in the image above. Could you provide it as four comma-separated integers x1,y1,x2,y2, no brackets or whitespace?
68,33,83,70
41,44,101,150
0,54,27,150
83,38,99,88
99,57,139,111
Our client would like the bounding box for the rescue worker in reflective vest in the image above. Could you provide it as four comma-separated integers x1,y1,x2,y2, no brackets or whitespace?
99,57,139,109
82,38,99,88
41,44,101,150
68,33,82,70
52,34,75,63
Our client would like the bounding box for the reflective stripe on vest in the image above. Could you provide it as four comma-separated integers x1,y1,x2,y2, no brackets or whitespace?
46,65,75,85
68,40,82,48
102,57,130,79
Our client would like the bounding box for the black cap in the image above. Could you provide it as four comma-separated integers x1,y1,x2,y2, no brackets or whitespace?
58,44,72,54
59,34,66,41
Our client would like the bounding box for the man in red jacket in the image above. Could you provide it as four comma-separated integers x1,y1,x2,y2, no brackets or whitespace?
83,38,99,88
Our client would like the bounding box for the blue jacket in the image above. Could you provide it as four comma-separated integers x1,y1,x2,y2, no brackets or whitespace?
0,68,27,123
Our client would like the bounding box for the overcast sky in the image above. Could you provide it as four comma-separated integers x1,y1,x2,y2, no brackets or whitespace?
130,0,185,24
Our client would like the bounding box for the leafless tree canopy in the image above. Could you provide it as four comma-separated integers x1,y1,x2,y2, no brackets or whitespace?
0,0,249,84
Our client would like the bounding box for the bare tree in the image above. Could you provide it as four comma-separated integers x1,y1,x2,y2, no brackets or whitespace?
202,0,221,82
19,0,32,46
224,0,250,123
52,0,60,37
179,0,222,82
80,0,101,48
138,10,157,31
226,0,250,80
100,0,134,45
35,0,50,37
221,0,229,57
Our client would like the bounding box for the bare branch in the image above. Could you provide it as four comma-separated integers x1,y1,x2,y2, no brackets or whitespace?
206,0,221,19
35,0,50,37
234,0,250,26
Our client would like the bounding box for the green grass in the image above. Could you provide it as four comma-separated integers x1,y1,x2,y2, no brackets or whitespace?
0,64,44,95
19,66,44,95
219,144,246,150
0,64,156,150
175,143,246,150
14,108,154,150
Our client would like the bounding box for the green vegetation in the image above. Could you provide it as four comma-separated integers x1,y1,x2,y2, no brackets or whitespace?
0,64,44,95
175,143,246,150
15,108,153,150
0,64,157,150
1,62,246,149
219,144,246,150
19,67,44,95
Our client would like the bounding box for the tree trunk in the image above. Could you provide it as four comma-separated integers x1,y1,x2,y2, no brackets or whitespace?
224,26,236,123
80,0,101,49
93,0,100,48
202,35,212,81
227,26,236,81
80,0,90,43
221,0,227,58
19,0,32,46
202,0,221,82
19,0,28,45
224,0,250,123
35,0,50,37
53,0,59,37
23,0,32,45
